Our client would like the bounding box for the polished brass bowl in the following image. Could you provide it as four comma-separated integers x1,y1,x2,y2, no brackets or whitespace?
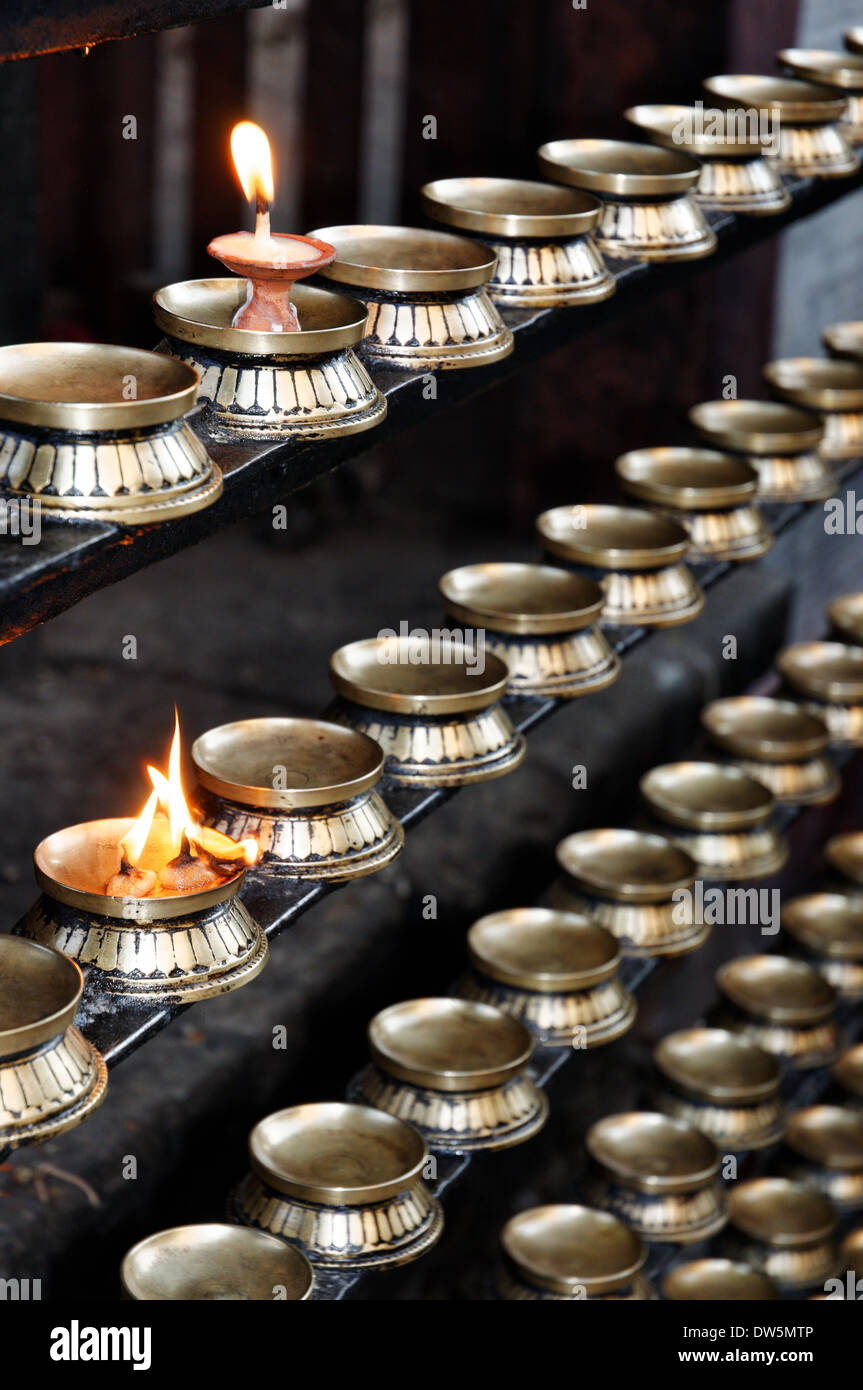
833,1043,863,1108
231,1102,443,1270
121,1223,314,1301
782,1105,863,1210
438,563,619,698
703,75,858,177
823,321,863,362
496,1204,652,1300
537,138,715,262
653,1027,784,1150
828,592,863,646
701,695,839,806
777,641,863,747
16,818,268,1002
192,717,402,882
307,224,513,370
826,832,863,885
615,446,770,562
553,828,704,957
154,279,386,441
689,398,832,502
536,504,704,627
326,636,525,786
720,1178,839,1290
0,342,221,524
585,1111,727,1243
779,48,863,143
764,356,863,462
663,1258,779,1300
350,997,548,1151
782,893,863,998
0,936,107,1150
841,1226,863,1277
456,906,636,1048
624,104,790,214
420,177,615,308
715,954,840,1069
640,761,786,880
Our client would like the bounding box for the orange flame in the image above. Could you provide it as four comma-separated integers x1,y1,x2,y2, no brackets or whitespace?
230,120,275,206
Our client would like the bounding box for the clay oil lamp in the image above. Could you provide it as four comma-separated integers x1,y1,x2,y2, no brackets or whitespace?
663,1258,779,1301
325,634,525,786
782,893,863,998
701,694,840,806
688,397,832,503
494,1205,653,1301
121,1224,314,1301
536,503,704,628
551,828,706,957
825,832,863,888
438,562,620,700
703,75,859,178
777,641,863,747
304,224,513,370
652,1026,785,1151
349,997,548,1151
0,936,108,1153
191,717,402,882
714,955,841,1070
827,591,863,646
455,906,636,1049
614,446,772,563
639,760,787,881
779,48,863,145
720,1178,839,1291
229,1101,443,1270
419,177,615,309
764,356,863,463
0,343,220,524
585,1111,728,1244
537,138,716,262
155,122,385,440
781,1105,863,1211
16,713,267,1001
624,103,791,216
833,1044,863,1112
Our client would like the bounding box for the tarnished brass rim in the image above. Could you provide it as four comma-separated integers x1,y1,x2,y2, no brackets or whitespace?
121,1223,314,1301
537,138,701,196
625,103,767,158
663,1258,779,1300
779,47,863,93
154,278,369,356
615,446,758,509
786,1105,863,1171
703,73,847,123
368,997,534,1091
689,399,824,455
586,1111,721,1193
501,1204,645,1295
467,906,621,992
640,761,774,830
764,356,863,410
729,1177,836,1247
717,954,836,1024
556,828,696,903
329,636,509,714
828,593,863,646
307,224,497,292
439,562,604,635
420,177,602,238
778,641,863,703
0,936,83,1058
654,1027,781,1103
0,342,199,430
537,503,689,570
702,695,830,760
823,321,863,362
783,893,863,960
833,1043,863,1097
826,832,863,884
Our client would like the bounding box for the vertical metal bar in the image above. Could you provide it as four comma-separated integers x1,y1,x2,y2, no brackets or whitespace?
248,0,309,232
153,25,195,282
358,0,410,225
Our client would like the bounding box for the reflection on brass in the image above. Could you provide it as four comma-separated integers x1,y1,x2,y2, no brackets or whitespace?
154,279,386,441
663,1258,779,1301
764,356,863,461
350,998,548,1151
701,695,840,806
841,1227,863,1278
537,139,716,261
536,504,704,627
420,178,615,308
326,636,525,786
455,906,636,1048
192,718,402,881
585,1111,727,1243
653,1027,784,1150
782,1105,863,1210
553,828,705,957
439,563,620,698
823,321,863,362
308,224,513,370
0,936,107,1151
615,446,771,562
826,832,863,885
625,104,791,215
715,955,841,1069
778,641,863,747
828,592,863,646
833,1043,863,1108
0,342,221,524
721,1178,839,1290
16,819,268,1002
640,761,787,880
703,75,858,177
496,1205,652,1300
689,398,833,502
121,1223,314,1301
779,48,863,144
782,893,863,998
230,1102,443,1270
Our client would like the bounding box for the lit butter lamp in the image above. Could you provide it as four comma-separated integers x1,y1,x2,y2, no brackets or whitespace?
16,715,268,1002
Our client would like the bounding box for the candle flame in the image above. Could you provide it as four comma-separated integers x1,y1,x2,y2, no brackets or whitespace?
230,120,275,206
